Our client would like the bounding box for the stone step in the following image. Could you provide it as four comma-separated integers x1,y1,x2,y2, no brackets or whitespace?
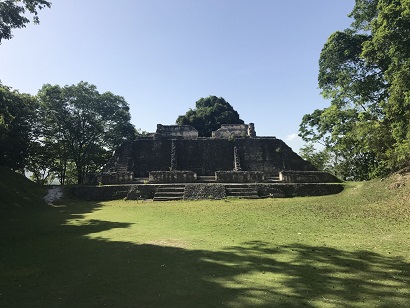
155,191,185,196
225,186,257,190
225,185,259,199
156,187,185,192
154,185,185,201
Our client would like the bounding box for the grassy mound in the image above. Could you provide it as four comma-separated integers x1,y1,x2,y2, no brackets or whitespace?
0,166,46,212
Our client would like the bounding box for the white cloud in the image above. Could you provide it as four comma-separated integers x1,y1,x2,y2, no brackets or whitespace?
285,133,299,141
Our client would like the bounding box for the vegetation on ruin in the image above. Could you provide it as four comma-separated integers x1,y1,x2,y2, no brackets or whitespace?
176,95,244,137
1,168,409,307
300,0,410,181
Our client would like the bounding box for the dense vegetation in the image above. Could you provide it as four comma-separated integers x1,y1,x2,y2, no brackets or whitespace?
299,0,410,180
0,82,136,184
176,96,244,137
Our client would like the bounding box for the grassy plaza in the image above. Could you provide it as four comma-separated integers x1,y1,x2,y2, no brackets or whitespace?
1,171,410,307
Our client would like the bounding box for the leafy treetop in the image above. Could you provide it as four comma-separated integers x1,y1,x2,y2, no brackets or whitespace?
0,0,51,43
299,0,410,180
176,96,244,137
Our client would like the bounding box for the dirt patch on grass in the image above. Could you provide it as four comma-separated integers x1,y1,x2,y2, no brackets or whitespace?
389,170,410,189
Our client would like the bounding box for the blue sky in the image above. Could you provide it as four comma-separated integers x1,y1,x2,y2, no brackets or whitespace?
0,0,355,152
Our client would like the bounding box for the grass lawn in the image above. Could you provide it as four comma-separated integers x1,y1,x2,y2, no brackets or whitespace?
1,173,410,307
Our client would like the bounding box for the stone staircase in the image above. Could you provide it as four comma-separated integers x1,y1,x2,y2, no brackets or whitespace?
153,185,185,201
103,142,133,173
225,184,260,199
115,142,133,172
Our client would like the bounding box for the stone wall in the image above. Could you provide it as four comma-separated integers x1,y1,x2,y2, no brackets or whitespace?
84,172,134,185
279,171,342,183
256,183,344,198
131,137,316,177
156,124,198,139
212,124,249,139
215,171,265,183
70,184,157,201
70,182,344,201
184,184,226,200
148,171,197,183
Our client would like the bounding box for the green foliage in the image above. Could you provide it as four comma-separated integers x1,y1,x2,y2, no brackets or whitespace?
176,96,244,137
299,144,332,172
0,81,136,185
0,0,51,43
0,83,37,171
37,82,136,184
27,141,55,184
300,0,410,179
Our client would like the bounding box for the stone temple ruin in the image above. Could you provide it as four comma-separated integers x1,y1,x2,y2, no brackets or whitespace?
77,123,342,201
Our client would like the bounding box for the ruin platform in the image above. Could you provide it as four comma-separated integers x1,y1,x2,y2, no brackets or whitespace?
70,182,344,202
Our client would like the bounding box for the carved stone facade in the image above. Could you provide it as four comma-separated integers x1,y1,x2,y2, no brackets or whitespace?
155,124,198,139
212,123,257,139
86,123,340,186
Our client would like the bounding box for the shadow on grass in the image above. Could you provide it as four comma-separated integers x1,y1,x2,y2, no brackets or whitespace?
1,201,409,307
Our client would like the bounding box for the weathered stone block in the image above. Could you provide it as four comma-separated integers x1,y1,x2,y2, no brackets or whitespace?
279,171,342,183
212,124,249,139
149,171,197,183
156,124,198,139
184,184,226,200
215,171,265,183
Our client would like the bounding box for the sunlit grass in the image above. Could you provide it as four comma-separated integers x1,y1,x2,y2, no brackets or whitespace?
1,173,410,307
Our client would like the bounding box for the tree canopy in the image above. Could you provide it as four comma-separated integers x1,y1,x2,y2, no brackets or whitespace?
0,83,37,171
36,82,136,184
176,96,244,137
0,0,51,43
299,0,410,180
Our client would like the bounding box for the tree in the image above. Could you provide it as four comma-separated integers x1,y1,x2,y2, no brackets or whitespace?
299,144,332,173
37,82,136,184
0,0,51,43
299,0,410,179
0,83,37,171
26,141,55,184
176,96,244,137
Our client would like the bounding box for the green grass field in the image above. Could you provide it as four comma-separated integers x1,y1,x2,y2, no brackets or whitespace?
1,169,410,307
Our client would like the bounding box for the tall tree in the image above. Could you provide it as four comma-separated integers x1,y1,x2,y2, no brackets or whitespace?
176,96,244,137
37,82,136,184
0,0,51,43
299,0,410,179
0,83,37,171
